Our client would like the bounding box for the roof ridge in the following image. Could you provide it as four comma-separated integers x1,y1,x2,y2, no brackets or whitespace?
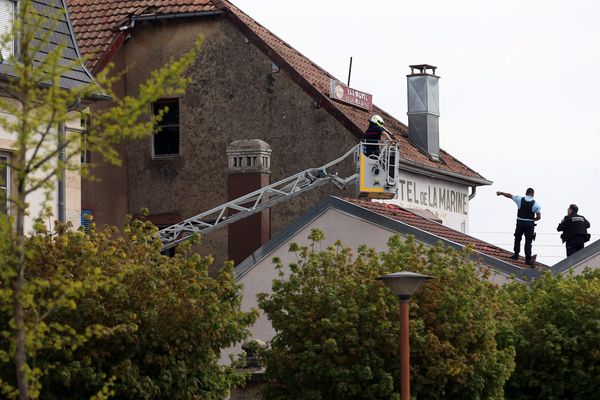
216,0,340,81
217,0,405,131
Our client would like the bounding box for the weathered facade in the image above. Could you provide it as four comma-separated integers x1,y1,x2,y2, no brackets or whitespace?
80,16,357,260
68,0,491,263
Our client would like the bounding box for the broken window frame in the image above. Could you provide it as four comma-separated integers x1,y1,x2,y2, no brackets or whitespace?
152,98,180,159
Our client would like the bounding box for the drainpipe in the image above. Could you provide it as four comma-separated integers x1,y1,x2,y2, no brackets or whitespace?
58,97,81,223
468,186,477,201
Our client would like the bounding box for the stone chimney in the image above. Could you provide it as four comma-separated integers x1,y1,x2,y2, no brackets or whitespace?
227,139,272,266
407,64,440,160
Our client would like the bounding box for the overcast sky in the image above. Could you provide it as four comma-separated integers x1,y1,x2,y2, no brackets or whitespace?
233,0,600,265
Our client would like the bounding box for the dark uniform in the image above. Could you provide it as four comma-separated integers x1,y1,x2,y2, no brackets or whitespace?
557,213,590,256
514,198,537,262
362,122,384,157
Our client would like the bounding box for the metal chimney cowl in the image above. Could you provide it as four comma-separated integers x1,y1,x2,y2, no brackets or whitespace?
407,64,440,161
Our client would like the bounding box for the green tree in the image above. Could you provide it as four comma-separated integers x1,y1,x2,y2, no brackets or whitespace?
1,216,257,399
0,1,201,398
382,236,515,400
258,232,514,400
501,270,600,400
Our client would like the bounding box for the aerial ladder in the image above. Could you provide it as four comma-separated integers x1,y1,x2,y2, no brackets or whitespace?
158,142,399,251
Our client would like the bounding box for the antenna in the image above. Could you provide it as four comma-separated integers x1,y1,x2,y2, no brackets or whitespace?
347,56,353,86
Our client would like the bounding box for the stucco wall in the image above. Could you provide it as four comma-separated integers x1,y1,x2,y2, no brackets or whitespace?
89,16,357,263
562,250,600,275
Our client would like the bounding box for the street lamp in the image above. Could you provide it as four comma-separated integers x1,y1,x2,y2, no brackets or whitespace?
377,271,432,400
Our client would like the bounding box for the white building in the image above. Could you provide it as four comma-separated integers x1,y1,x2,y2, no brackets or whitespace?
0,0,104,231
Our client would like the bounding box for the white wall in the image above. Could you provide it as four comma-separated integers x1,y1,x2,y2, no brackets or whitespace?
0,96,82,232
386,169,470,232
561,250,600,276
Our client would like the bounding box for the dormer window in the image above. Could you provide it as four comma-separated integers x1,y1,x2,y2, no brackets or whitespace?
0,0,15,62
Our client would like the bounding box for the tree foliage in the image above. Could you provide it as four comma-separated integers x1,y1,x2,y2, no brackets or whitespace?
258,232,514,400
0,0,202,397
501,270,600,400
0,217,257,399
382,236,515,400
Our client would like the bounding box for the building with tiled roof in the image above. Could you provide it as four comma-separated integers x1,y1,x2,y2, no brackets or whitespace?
68,0,489,184
0,0,105,233
67,0,492,264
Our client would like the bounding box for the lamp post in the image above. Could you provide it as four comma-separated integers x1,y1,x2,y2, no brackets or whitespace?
377,271,432,400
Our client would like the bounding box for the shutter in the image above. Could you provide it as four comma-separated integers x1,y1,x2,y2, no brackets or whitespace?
0,0,14,62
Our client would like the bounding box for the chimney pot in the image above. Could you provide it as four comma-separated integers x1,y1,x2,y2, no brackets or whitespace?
226,139,272,266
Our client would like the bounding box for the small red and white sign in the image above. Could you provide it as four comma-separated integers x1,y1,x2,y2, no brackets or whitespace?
328,80,373,111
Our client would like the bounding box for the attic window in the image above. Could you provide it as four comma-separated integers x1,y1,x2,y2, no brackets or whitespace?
152,98,180,158
0,0,16,62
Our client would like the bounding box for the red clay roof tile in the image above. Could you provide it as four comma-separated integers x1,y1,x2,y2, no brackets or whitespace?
67,0,218,68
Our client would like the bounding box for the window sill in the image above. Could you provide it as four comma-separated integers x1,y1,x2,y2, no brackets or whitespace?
152,154,181,160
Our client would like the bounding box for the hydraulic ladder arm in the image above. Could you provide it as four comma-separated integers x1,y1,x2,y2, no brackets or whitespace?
158,142,398,251
159,144,361,251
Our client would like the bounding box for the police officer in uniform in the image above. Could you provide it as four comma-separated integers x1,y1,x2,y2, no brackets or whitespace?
497,188,541,265
557,204,591,256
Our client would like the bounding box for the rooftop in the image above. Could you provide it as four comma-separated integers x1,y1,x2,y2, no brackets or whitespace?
0,0,100,94
235,196,547,283
67,0,491,184
342,197,546,270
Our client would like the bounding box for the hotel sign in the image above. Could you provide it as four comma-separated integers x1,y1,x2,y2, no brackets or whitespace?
329,80,373,110
397,178,468,216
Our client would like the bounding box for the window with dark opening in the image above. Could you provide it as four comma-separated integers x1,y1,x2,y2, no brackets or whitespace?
152,98,180,158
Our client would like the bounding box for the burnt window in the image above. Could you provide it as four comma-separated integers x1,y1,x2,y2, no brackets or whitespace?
152,98,180,158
